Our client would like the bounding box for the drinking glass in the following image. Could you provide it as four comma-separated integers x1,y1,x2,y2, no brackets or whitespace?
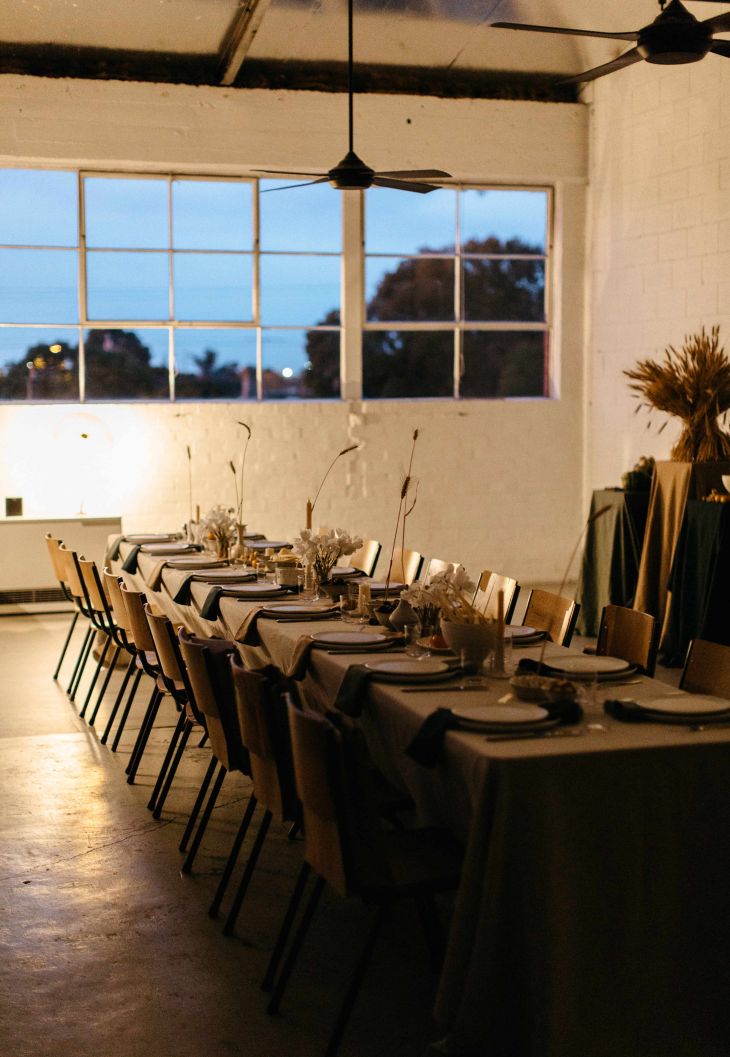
341,583,368,623
404,622,426,657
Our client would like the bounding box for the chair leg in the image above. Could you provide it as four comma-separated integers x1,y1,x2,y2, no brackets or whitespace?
287,821,301,841
106,665,141,750
125,687,162,784
221,808,271,936
65,622,90,694
180,763,226,874
147,709,186,812
197,732,208,749
68,626,94,699
179,756,217,853
53,610,79,680
88,644,121,726
209,794,258,919
99,654,134,745
325,905,388,1057
79,634,110,718
152,720,194,820
266,875,326,1015
261,862,311,993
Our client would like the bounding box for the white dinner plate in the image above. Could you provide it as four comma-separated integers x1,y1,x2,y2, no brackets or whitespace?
225,583,289,596
311,631,389,648
246,540,292,551
635,694,730,716
365,581,406,594
330,567,358,577
165,557,229,569
365,658,450,681
263,603,338,616
452,702,550,727
126,534,180,544
191,569,256,582
551,655,630,675
141,542,196,554
504,625,540,639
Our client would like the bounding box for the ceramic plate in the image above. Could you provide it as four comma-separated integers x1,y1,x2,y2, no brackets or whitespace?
224,584,289,598
165,557,229,569
311,631,389,648
551,655,630,675
504,625,540,639
330,567,358,577
365,658,450,681
126,534,180,543
141,542,195,554
263,603,338,616
636,694,730,716
452,703,550,727
247,540,292,551
416,638,452,654
365,581,406,594
191,569,255,582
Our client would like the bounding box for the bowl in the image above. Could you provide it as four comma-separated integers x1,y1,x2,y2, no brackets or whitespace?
722,475,730,494
510,674,552,702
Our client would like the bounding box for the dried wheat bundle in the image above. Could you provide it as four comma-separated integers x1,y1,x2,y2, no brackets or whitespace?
624,326,730,462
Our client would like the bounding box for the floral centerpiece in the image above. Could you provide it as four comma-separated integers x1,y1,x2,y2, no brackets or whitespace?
292,528,363,592
427,568,494,668
200,505,236,559
400,579,443,633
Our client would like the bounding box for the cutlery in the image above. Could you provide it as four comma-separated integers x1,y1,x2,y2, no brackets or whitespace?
485,728,584,742
326,646,406,655
400,682,487,694
690,721,730,732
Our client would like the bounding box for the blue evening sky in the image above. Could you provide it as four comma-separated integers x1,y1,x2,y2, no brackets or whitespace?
0,169,547,383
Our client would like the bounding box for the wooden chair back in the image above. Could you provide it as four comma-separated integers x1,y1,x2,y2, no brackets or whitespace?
45,534,69,587
77,557,108,617
349,539,381,578
386,547,424,585
680,639,730,698
522,588,579,646
119,583,156,653
58,544,85,600
103,568,134,639
230,656,297,823
423,558,460,582
144,604,184,686
597,605,657,676
178,628,248,772
472,570,519,622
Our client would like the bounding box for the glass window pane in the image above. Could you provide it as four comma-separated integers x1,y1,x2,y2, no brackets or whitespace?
366,257,454,323
260,182,341,252
0,170,78,247
365,187,456,255
363,331,453,398
461,331,547,398
460,189,547,253
462,258,545,322
173,253,253,322
0,327,79,401
174,328,257,399
84,177,168,249
84,328,169,400
0,249,78,323
172,180,253,251
260,255,340,326
262,329,339,399
86,251,169,321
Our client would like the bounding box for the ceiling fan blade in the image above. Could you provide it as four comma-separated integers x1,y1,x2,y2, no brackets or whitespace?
254,169,325,177
492,21,638,42
704,13,730,33
560,47,643,85
260,178,330,193
710,39,730,57
375,169,452,179
372,177,438,194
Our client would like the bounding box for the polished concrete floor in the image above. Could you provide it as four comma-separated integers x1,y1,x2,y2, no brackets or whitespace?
0,614,441,1057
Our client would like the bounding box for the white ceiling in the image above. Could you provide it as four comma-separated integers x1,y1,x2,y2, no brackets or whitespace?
1,0,729,87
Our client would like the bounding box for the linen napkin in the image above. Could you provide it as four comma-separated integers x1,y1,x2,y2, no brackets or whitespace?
333,665,378,716
406,708,459,766
121,545,141,573
172,574,195,604
200,586,226,620
285,637,318,680
106,534,124,562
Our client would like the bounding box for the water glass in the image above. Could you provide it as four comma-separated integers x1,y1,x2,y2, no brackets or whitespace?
404,622,426,657
341,583,367,623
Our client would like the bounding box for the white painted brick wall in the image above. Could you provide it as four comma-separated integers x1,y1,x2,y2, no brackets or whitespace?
0,76,589,586
588,57,730,487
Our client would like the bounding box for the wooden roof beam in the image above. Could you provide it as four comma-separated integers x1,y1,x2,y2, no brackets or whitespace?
218,0,273,86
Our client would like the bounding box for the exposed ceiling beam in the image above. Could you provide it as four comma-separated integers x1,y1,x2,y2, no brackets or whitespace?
218,0,273,87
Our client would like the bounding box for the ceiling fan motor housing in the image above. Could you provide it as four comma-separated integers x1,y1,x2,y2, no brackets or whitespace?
640,1,710,64
327,151,376,190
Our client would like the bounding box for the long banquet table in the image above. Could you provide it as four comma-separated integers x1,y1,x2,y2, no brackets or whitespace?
118,544,730,1057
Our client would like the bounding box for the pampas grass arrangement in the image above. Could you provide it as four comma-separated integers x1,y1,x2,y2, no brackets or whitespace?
624,326,730,462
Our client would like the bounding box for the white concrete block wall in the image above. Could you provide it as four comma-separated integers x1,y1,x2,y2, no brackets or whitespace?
587,57,730,488
0,76,589,586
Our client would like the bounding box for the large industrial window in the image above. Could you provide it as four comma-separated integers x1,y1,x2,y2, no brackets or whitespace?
0,169,550,403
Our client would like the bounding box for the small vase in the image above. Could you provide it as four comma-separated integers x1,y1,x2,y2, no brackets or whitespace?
230,523,247,562
215,536,230,561
389,598,417,632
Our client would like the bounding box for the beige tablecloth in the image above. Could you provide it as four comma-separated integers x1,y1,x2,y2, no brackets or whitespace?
116,541,730,1057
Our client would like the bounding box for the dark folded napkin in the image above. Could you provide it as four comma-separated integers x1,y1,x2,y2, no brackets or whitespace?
121,545,141,573
333,665,375,716
516,657,564,677
406,708,459,766
172,574,195,604
200,586,225,620
106,535,124,561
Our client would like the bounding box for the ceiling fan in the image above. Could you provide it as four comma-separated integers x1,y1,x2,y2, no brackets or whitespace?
492,0,730,84
254,0,451,193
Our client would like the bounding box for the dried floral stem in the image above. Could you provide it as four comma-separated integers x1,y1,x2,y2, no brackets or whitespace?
385,429,419,598
236,422,252,525
310,443,359,520
186,445,193,526
624,326,730,462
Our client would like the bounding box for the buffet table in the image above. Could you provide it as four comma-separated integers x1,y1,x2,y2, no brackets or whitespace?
118,542,730,1057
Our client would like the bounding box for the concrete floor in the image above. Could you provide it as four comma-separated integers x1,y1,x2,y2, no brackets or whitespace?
0,614,442,1057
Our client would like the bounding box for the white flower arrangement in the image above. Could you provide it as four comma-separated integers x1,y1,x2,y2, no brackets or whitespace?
426,568,490,625
200,505,237,549
400,579,443,626
292,528,363,583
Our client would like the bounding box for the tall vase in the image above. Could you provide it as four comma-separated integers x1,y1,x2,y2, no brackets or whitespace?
230,523,247,562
